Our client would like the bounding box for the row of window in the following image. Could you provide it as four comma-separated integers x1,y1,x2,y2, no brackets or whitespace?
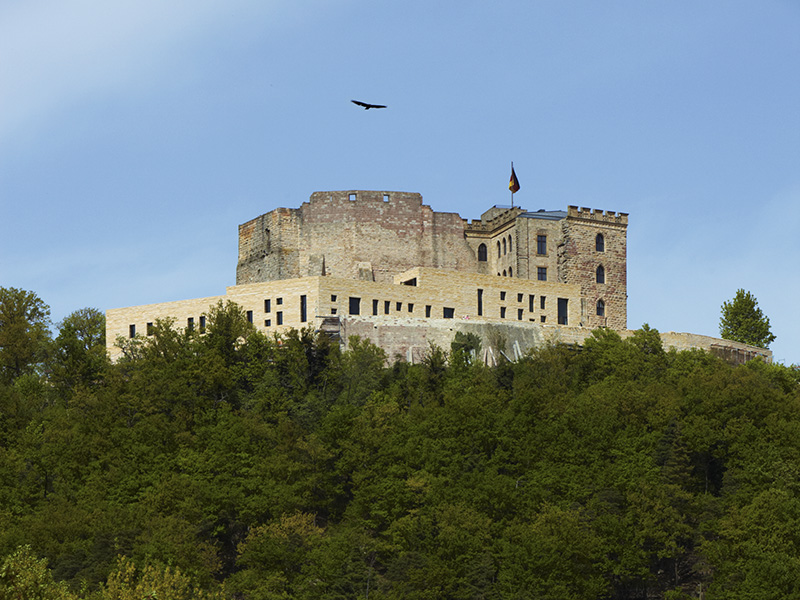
476,232,605,264
129,289,608,338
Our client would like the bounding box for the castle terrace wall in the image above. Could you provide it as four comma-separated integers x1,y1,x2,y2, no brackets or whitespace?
338,318,772,365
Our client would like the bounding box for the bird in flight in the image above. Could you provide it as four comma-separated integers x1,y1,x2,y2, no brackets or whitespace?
351,99,387,110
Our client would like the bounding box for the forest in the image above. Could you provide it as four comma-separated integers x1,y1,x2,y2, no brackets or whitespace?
1,287,799,599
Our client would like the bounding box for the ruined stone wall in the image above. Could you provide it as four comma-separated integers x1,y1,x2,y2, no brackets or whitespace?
237,191,478,285
559,206,628,330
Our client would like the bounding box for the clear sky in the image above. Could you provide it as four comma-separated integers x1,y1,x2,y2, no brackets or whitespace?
2,0,798,364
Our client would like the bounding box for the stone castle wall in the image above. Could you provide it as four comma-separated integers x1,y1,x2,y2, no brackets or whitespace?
237,191,477,285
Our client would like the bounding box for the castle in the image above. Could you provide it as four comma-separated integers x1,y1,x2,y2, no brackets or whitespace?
106,190,771,364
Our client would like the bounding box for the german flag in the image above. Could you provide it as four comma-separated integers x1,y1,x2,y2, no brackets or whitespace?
509,164,520,193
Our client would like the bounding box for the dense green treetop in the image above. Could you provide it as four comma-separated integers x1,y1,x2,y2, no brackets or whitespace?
719,289,776,349
1,290,799,599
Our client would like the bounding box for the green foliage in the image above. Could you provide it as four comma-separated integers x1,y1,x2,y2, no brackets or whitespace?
719,289,776,348
0,545,78,600
1,308,799,599
0,288,52,385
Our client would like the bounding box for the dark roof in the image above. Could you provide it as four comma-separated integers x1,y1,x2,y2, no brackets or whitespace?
520,209,567,221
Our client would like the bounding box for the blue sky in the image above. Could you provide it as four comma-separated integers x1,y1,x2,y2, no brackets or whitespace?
2,0,798,364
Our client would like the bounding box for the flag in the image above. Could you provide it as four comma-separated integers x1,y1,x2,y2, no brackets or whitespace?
509,164,520,193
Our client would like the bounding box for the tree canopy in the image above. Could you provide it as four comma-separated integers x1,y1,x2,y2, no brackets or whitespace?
719,289,776,348
1,290,799,599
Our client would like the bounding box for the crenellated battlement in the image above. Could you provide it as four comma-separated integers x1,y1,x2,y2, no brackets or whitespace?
567,205,629,225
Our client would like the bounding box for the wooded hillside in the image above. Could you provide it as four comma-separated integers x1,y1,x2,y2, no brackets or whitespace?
1,296,799,599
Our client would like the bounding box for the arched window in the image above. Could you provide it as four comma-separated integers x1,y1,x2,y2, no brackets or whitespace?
596,233,604,252
497,241,501,258
503,238,507,255
509,267,513,277
508,235,513,253
477,243,487,262
596,265,605,284
503,269,507,277
596,299,605,316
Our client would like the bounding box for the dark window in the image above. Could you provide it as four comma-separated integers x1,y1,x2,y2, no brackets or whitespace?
443,307,455,319
276,297,283,305
372,299,379,315
497,241,501,258
508,235,513,252
500,307,506,319
147,322,154,336
265,319,271,327
402,278,417,286
509,267,512,277
503,270,507,277
529,294,535,312
349,297,361,315
246,311,253,324
477,243,487,261
129,324,136,338
199,316,206,333
537,267,547,281
540,315,546,323
331,295,337,302
518,309,523,320
558,298,568,325
503,238,507,255
265,299,271,313
425,305,432,318
384,301,390,314
500,291,506,300
408,303,414,313
331,308,337,315
276,311,283,325
187,317,194,331
596,265,605,284
540,296,546,310
477,288,483,316
596,233,605,252
537,235,547,255
396,302,402,311
517,293,523,302
300,295,307,322
597,299,605,316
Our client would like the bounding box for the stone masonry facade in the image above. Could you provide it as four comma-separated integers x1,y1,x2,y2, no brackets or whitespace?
106,190,771,364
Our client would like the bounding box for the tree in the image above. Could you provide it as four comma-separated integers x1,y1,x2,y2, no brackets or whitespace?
49,308,107,396
719,289,776,349
0,288,51,385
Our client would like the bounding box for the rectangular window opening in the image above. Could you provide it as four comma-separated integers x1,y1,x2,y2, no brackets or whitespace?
265,319,271,327
443,307,455,319
517,309,524,321
276,297,283,305
276,312,283,325
199,316,206,334
187,317,194,331
265,299,271,313
129,324,136,338
537,267,547,281
477,288,483,316
425,305,432,318
246,311,253,324
408,303,414,313
349,297,361,315
146,322,154,336
300,295,307,323
372,299,379,316
384,300,390,315
540,296,546,310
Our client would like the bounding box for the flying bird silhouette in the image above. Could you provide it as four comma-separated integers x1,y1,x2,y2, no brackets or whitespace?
351,100,387,110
